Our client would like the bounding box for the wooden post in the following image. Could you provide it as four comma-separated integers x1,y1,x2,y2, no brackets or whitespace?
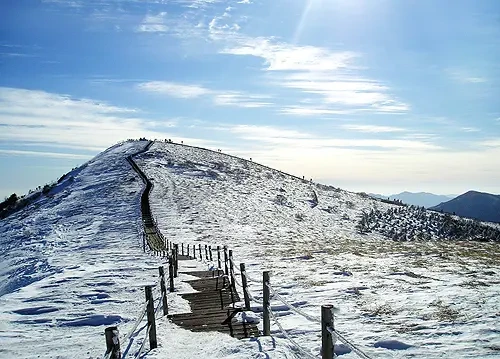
168,255,174,292
205,244,208,261
172,247,178,278
228,249,236,306
321,304,334,359
159,266,168,315
217,246,221,271
104,326,121,359
187,244,190,257
198,244,202,260
224,246,229,276
145,286,157,349
263,271,270,336
228,250,235,286
193,243,196,259
209,246,213,261
181,243,184,256
240,263,250,311
143,233,146,253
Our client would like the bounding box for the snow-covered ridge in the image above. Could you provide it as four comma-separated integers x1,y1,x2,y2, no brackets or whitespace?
136,140,500,358
1,140,499,359
0,140,169,358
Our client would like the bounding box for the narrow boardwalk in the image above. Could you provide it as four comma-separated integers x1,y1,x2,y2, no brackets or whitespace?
169,266,259,339
129,142,259,339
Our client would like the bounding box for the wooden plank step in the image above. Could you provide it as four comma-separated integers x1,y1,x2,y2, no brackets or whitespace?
180,270,224,278
168,309,241,320
180,324,259,337
180,292,239,303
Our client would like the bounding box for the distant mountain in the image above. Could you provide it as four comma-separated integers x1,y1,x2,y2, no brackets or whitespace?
369,191,455,208
430,190,500,223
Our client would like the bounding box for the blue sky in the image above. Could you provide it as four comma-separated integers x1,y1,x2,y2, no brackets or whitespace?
1,0,499,198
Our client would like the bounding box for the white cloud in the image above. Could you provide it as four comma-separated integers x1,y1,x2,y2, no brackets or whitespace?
221,38,409,115
0,149,91,159
223,124,440,150
341,124,406,133
460,127,480,132
136,12,168,33
0,87,172,151
279,107,349,116
137,81,211,98
137,81,272,108
213,93,272,108
446,67,487,84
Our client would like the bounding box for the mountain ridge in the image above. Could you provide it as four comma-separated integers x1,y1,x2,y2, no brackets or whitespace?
430,190,500,223
369,191,455,208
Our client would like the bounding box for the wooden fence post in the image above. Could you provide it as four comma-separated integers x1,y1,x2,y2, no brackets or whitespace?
205,245,208,261
159,266,168,315
187,244,190,257
209,246,213,261
169,255,175,292
193,243,196,259
240,263,250,311
228,250,236,305
172,247,178,278
321,304,334,359
224,246,229,276
104,326,121,359
217,246,221,271
228,250,235,286
145,286,157,349
181,243,184,256
198,244,202,260
263,271,270,336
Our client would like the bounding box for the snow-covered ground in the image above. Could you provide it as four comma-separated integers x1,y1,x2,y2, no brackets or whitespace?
136,141,500,359
0,141,167,358
1,140,499,359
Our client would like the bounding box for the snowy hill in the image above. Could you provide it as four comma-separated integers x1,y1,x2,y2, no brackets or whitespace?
1,140,499,359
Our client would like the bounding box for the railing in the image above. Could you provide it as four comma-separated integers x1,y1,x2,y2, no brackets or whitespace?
119,141,373,358
102,264,169,359
233,260,373,359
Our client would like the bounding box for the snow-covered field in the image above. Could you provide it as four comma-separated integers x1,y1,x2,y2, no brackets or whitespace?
137,141,500,359
1,140,499,358
0,141,168,358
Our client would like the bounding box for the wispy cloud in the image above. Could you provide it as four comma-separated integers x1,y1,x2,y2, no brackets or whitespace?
0,87,171,151
446,67,487,84
460,127,480,132
222,124,440,150
341,124,406,133
137,81,272,108
137,81,211,98
0,149,92,159
136,12,168,33
221,38,409,115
